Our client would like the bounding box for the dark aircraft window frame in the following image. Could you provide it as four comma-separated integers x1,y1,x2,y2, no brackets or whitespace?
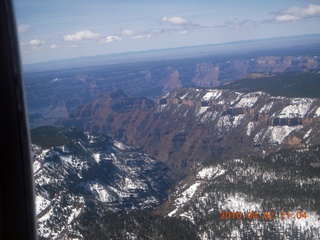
0,1,37,239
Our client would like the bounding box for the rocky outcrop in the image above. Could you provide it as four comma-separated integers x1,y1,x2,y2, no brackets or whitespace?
267,117,303,126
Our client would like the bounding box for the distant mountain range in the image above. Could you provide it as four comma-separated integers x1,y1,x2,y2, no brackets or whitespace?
24,54,319,128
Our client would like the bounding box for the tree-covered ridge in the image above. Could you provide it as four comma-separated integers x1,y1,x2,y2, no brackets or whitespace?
78,210,199,240
161,145,320,239
218,70,320,98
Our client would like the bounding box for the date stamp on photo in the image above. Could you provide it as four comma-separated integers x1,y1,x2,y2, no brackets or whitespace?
220,211,307,220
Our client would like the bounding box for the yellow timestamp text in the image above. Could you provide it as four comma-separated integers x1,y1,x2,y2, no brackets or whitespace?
220,211,307,220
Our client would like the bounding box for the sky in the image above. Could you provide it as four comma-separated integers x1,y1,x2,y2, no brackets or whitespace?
13,0,320,64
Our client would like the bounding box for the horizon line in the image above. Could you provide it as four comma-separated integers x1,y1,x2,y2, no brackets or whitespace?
23,32,320,67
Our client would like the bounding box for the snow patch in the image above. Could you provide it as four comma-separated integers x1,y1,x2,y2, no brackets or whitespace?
169,165,227,218
315,107,320,117
259,101,273,113
217,114,245,131
201,111,218,123
33,160,41,173
246,122,255,136
35,195,51,215
114,141,127,150
123,177,147,191
230,92,244,105
179,211,195,224
93,153,101,163
168,182,201,217
304,129,312,140
277,98,313,118
155,104,168,113
219,194,262,212
217,115,232,132
38,208,53,222
89,182,114,202
254,125,303,144
234,92,260,108
197,166,226,180
202,90,222,101
196,106,209,116
60,156,72,165
180,93,188,99
233,114,246,128
67,207,82,224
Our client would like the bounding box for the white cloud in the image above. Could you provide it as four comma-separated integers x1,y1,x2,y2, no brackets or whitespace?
133,35,144,39
161,16,189,25
275,15,300,22
221,18,255,29
50,44,59,49
18,24,30,33
29,39,45,46
63,30,100,41
101,35,121,43
275,4,320,22
120,29,148,40
122,29,135,36
67,44,78,48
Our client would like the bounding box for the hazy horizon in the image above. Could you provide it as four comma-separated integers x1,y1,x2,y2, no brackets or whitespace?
13,1,320,65
22,33,320,72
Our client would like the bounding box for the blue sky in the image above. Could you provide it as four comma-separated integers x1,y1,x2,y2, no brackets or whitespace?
13,0,320,64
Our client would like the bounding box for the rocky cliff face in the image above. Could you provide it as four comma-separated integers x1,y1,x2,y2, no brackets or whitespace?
61,87,320,176
63,90,155,139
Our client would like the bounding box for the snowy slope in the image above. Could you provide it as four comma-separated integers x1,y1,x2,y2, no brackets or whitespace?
157,87,320,150
162,149,320,239
32,126,170,239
